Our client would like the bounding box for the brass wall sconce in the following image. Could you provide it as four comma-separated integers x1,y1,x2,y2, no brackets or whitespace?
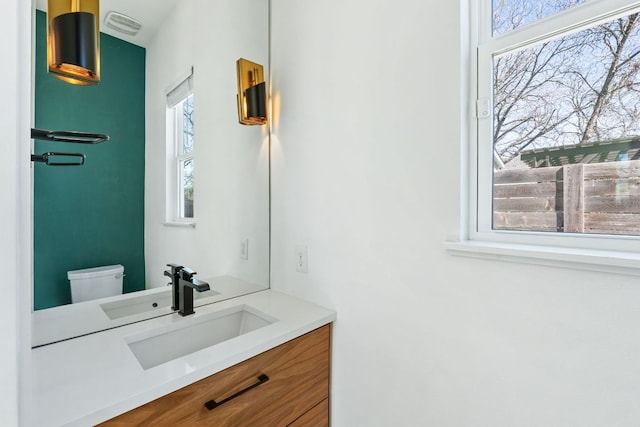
236,58,267,126
47,0,101,85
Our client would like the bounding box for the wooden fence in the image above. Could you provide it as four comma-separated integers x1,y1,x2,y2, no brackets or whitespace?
493,159,640,234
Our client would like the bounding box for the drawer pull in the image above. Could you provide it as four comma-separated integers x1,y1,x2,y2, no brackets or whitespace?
204,374,270,411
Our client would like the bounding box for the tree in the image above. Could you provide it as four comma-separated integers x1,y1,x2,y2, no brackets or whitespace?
576,13,640,144
492,1,640,165
182,95,194,201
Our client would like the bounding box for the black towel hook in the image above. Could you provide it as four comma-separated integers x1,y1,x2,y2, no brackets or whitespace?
31,152,85,166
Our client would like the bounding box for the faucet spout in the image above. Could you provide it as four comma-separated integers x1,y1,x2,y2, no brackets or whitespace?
186,277,210,292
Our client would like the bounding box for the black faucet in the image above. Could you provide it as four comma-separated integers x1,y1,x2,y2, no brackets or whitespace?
177,267,210,316
164,263,184,311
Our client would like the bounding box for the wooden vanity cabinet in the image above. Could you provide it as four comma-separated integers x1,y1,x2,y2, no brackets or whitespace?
100,324,331,427
288,399,329,427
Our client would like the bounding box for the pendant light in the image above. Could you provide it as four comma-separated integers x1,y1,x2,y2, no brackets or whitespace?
47,0,100,85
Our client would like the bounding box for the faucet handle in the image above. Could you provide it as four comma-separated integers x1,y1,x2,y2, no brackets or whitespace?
181,267,197,281
166,263,184,273
166,264,184,280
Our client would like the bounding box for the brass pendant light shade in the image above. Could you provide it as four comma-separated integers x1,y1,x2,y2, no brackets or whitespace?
47,0,100,85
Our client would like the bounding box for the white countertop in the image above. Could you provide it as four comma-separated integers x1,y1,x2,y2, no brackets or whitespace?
31,290,336,427
32,275,267,347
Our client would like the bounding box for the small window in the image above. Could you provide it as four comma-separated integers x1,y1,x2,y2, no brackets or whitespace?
474,0,640,252
176,95,194,219
166,70,195,223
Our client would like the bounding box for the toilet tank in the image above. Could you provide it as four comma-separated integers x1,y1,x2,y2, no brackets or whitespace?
67,264,124,303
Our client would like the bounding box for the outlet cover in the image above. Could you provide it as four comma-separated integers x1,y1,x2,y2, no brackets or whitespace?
295,245,308,273
240,238,249,260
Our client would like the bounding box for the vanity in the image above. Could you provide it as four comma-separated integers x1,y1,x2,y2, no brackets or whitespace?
101,324,330,425
31,290,336,426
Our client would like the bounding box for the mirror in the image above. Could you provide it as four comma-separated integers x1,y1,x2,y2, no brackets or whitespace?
31,0,270,346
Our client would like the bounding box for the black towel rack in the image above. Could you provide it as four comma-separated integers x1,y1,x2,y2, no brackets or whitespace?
30,128,109,167
31,128,109,144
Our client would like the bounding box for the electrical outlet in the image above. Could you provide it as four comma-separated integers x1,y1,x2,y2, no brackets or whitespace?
295,245,308,273
240,238,249,260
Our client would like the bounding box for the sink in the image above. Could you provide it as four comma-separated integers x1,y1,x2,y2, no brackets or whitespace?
100,288,219,320
126,305,277,369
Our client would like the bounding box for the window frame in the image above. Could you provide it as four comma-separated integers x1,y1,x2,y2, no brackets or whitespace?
450,0,640,274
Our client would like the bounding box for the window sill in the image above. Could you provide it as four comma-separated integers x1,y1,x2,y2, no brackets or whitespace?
163,221,196,228
444,240,640,276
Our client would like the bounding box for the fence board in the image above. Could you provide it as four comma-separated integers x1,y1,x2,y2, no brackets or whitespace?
493,212,558,231
585,195,640,213
564,164,584,232
494,167,561,184
493,182,557,198
493,197,557,212
584,213,640,234
583,160,640,179
584,178,640,197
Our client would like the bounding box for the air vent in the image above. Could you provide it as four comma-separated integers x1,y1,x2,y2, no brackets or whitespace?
104,11,142,36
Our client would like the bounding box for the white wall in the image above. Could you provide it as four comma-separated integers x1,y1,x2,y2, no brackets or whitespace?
1,1,31,425
270,0,640,425
0,4,20,421
145,0,270,290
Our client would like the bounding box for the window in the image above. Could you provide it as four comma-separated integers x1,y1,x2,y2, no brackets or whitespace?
175,94,194,219
166,69,195,223
471,0,640,256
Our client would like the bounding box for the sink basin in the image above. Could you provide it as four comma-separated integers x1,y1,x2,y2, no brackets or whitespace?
100,288,219,320
126,305,277,369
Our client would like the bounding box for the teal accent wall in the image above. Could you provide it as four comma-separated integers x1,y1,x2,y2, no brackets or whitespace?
34,10,146,309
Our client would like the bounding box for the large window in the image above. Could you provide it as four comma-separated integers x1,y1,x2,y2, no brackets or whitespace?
474,0,640,252
166,70,194,222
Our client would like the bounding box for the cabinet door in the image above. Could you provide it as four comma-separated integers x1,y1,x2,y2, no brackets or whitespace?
101,324,330,426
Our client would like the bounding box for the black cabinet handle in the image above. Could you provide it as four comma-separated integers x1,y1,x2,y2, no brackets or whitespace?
204,374,269,411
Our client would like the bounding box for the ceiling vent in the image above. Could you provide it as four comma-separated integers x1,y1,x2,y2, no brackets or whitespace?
104,11,142,36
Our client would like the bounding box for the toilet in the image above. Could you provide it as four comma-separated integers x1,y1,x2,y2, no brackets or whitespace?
67,264,125,303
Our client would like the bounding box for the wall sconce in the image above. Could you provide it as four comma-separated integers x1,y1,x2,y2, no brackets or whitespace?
236,58,267,126
47,0,100,85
